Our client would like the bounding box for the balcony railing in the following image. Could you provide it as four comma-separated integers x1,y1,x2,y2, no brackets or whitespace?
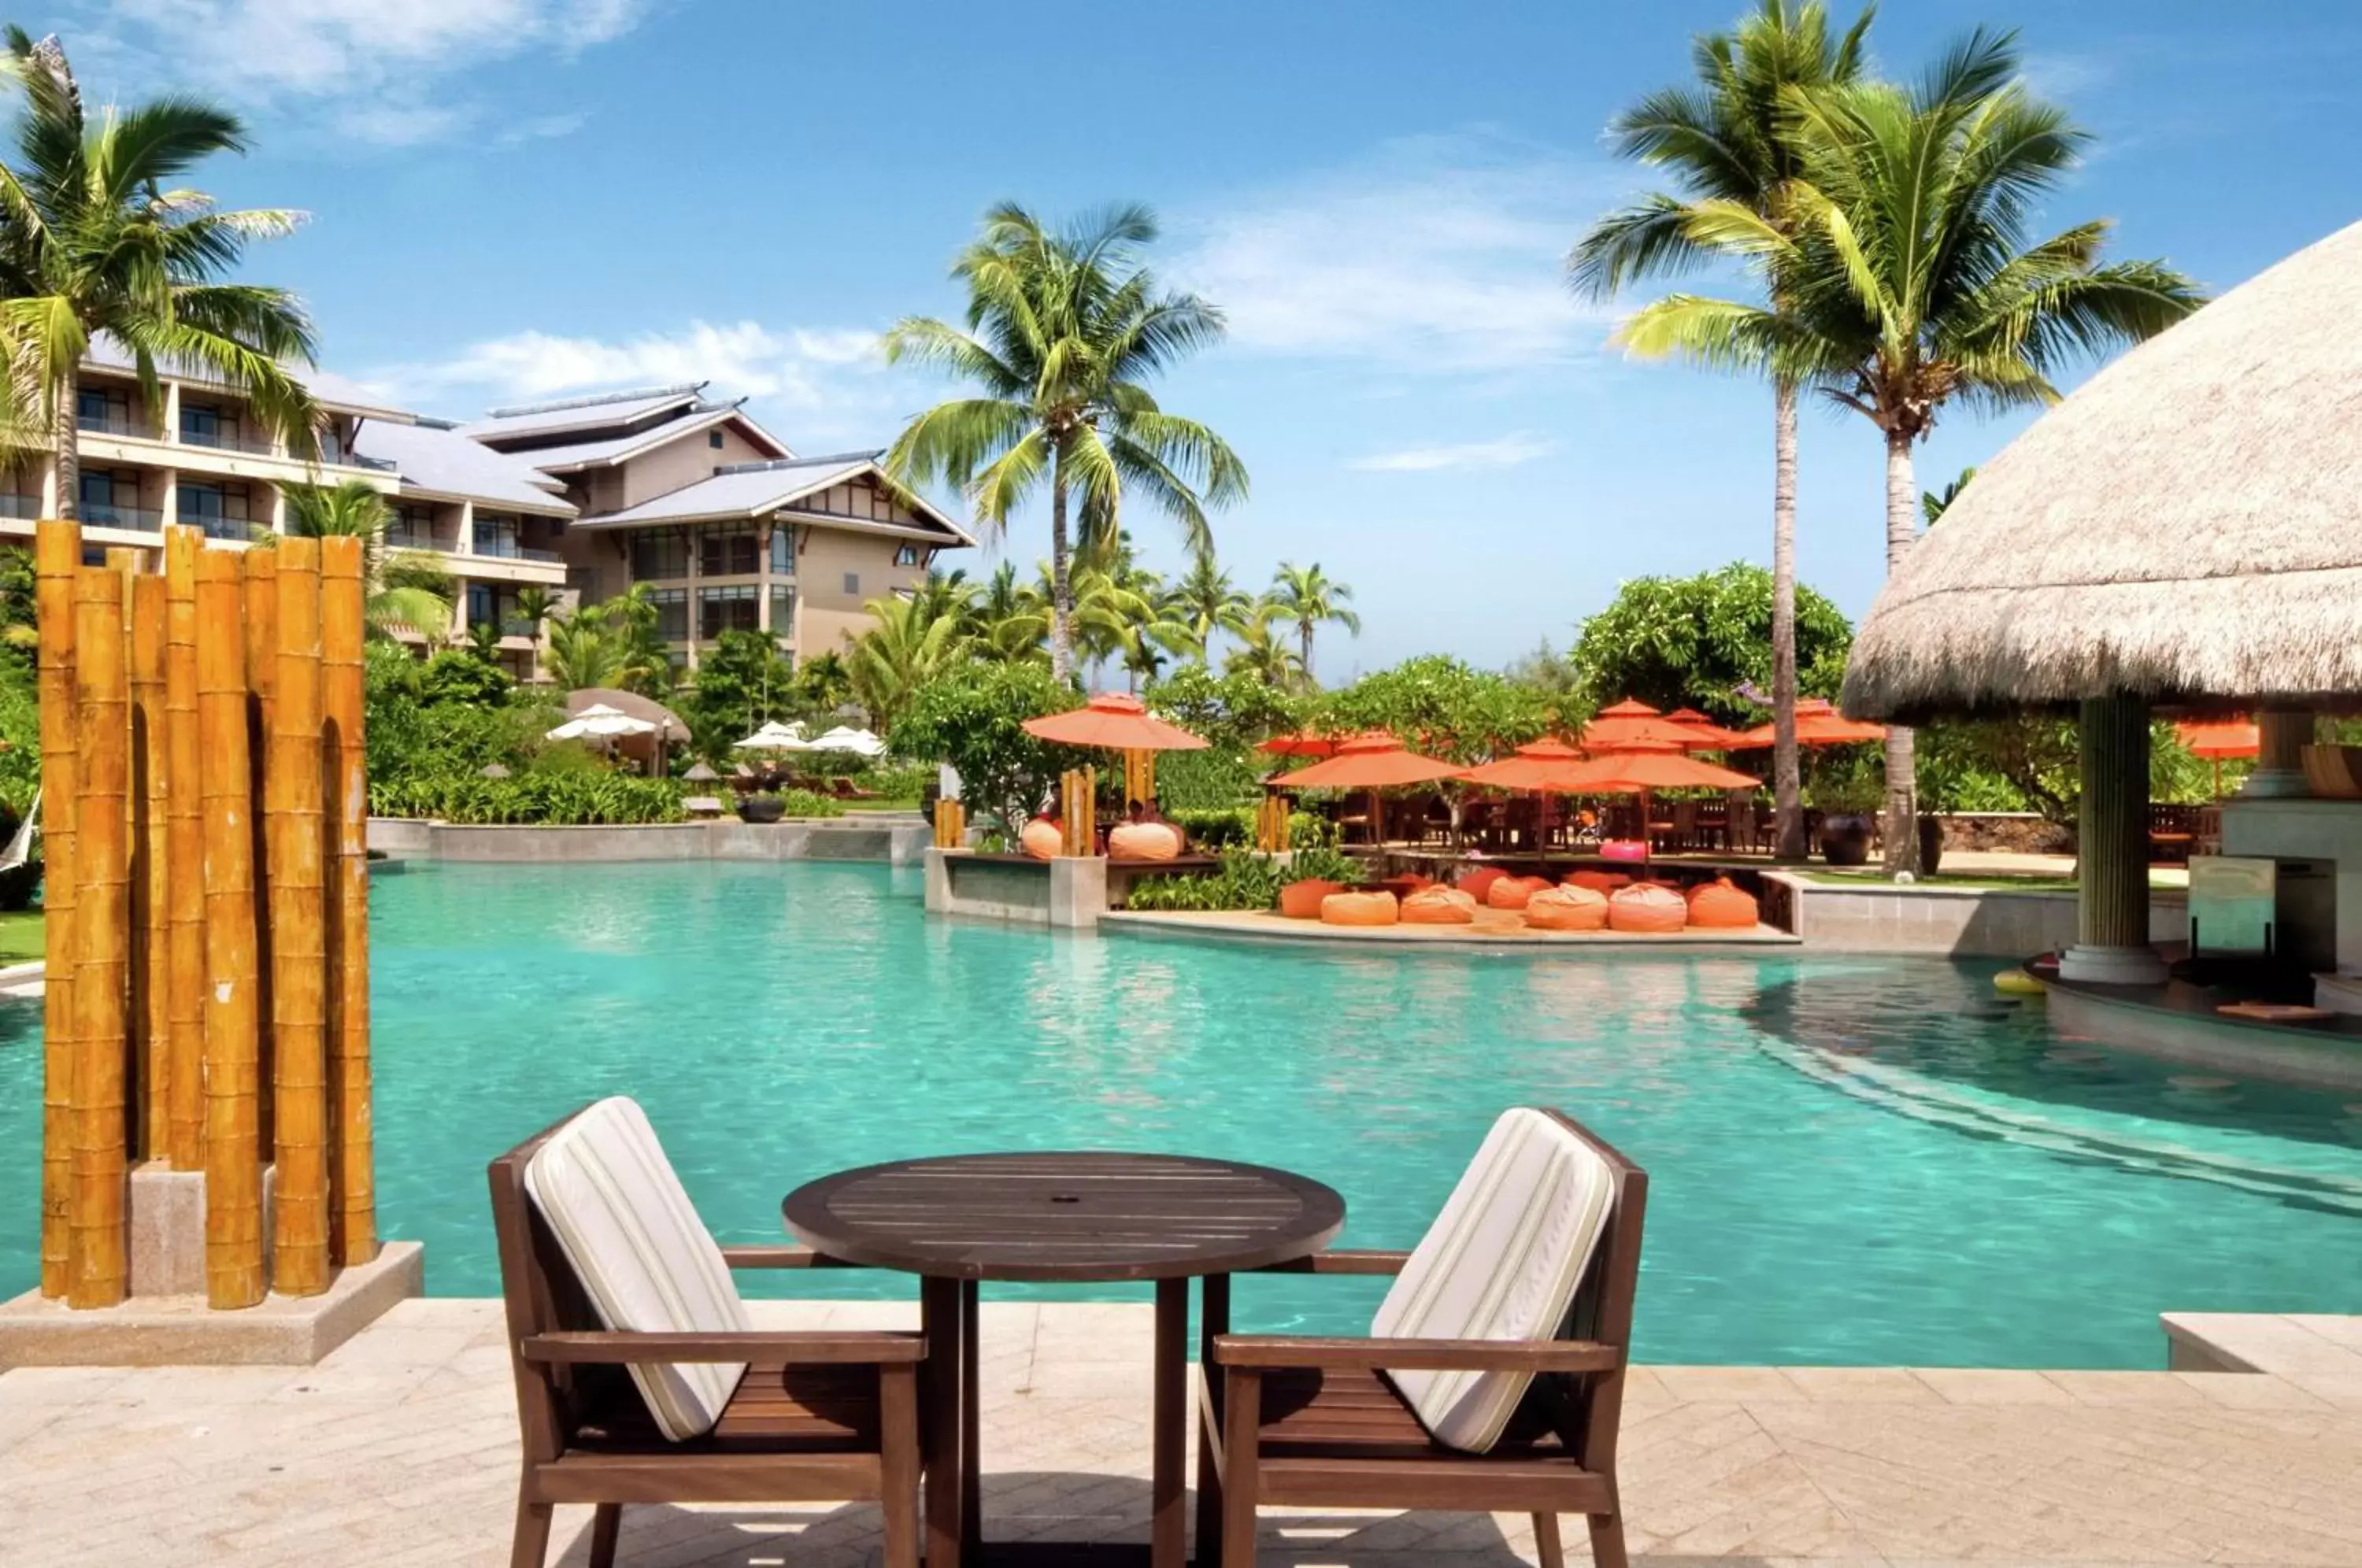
189,515,257,542
472,540,564,564
498,617,540,639
178,426,279,457
77,412,149,438
84,503,165,532
0,494,43,520
350,453,398,472
386,532,454,553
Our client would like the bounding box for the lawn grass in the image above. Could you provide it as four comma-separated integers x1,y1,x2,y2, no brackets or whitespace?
0,908,43,963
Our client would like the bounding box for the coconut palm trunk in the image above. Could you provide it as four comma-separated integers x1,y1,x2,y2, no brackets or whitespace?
1299,623,1314,682
50,370,79,520
1880,426,1920,875
1771,380,1805,860
1048,468,1075,682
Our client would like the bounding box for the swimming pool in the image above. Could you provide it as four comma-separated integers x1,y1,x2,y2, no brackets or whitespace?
2,860,2356,1366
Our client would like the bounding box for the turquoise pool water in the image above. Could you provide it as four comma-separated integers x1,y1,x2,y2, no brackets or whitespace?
2,860,2357,1366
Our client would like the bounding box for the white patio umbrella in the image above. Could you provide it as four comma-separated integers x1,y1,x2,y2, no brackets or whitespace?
734,719,811,752
547,703,656,742
807,726,887,758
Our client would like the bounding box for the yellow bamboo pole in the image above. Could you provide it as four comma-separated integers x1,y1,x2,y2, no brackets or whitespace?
198,551,264,1308
163,529,205,1169
68,564,130,1308
130,571,168,1162
242,549,276,1167
319,535,374,1267
268,538,330,1296
33,522,79,1298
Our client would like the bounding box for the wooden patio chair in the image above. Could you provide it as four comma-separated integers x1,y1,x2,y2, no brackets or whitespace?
490,1100,924,1568
1209,1108,1647,1568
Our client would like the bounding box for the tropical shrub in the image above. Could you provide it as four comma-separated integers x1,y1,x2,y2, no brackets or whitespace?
1313,655,1548,764
368,773,685,825
890,660,1089,838
1571,563,1852,725
1166,806,1331,850
1122,849,1288,912
772,789,847,819
682,629,800,758
418,647,513,708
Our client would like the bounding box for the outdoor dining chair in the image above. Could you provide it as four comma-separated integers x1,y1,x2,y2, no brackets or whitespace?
489,1099,924,1568
1209,1108,1647,1568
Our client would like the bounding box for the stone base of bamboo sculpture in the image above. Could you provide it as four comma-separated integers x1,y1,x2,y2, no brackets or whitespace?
0,522,417,1366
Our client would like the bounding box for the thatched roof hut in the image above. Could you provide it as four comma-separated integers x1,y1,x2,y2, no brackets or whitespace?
564,686,692,743
1842,221,2362,724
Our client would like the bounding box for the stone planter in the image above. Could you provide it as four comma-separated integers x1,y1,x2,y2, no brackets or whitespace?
737,795,785,825
1820,813,1873,867
1917,814,1946,876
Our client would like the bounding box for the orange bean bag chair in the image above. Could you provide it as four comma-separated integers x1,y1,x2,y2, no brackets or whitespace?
1320,890,1399,926
1486,875,1553,910
1401,886,1478,925
1456,866,1507,902
1686,876,1760,930
1279,878,1346,919
1607,882,1688,934
1525,884,1609,931
1563,869,1630,895
1020,817,1064,860
1108,821,1184,861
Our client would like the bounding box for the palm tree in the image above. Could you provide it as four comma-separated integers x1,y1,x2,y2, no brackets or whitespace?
542,606,627,691
1570,0,1874,863
0,30,317,518
846,591,965,731
1921,466,1975,526
1223,611,1305,691
1621,36,2205,872
1266,562,1360,686
278,479,452,638
883,203,1249,681
1170,549,1254,659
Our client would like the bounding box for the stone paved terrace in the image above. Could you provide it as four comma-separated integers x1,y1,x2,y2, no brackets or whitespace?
6,1301,2362,1567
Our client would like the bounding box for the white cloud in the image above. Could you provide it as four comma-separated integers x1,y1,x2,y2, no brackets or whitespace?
495,111,591,146
1349,433,1558,473
379,319,901,443
87,0,654,145
1172,134,1620,373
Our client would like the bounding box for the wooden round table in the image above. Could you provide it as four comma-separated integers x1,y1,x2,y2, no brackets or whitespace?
784,1152,1346,1567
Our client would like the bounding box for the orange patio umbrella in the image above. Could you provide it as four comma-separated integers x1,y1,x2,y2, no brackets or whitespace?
1259,730,1346,758
1279,730,1463,848
1663,707,1754,749
1555,750,1763,793
2175,716,2258,799
1575,698,1716,753
1023,692,1209,752
1727,697,1888,749
1457,738,1590,793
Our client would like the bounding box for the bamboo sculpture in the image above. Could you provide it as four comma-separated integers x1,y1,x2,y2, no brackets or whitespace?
268,538,331,1296
932,798,966,849
196,547,265,1309
1059,767,1098,856
320,535,374,1267
31,521,375,1313
34,524,76,1298
163,532,205,1170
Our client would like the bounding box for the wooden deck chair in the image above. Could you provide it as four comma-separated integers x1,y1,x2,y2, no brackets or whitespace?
490,1100,924,1568
1210,1108,1647,1568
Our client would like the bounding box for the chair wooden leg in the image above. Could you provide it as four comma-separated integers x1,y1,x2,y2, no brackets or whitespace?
1220,1366,1261,1567
509,1496,552,1568
587,1503,621,1568
879,1362,922,1568
1531,1511,1564,1568
1586,1510,1630,1568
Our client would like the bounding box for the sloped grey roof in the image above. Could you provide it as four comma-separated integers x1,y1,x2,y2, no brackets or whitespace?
572,453,971,544
496,403,795,474
353,419,576,516
460,386,705,444
83,333,411,420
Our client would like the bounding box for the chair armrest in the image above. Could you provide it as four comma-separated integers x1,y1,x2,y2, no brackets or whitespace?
1213,1334,1620,1373
720,1244,867,1270
521,1330,924,1366
1245,1249,1411,1276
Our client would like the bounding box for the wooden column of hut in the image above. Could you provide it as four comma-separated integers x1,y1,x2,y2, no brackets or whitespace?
1845,221,2362,995
32,521,377,1311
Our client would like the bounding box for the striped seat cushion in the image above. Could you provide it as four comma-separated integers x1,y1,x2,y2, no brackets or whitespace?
1371,1108,1617,1453
524,1097,752,1441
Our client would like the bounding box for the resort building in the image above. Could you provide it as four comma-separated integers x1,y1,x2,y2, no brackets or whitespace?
0,360,972,679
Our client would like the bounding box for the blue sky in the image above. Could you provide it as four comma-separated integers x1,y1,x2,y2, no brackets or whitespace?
47,0,2362,677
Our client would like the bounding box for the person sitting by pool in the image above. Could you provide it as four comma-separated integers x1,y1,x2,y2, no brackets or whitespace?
1109,797,1187,860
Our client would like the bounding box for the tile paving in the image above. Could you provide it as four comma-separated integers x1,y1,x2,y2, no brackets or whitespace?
3,1299,2360,1567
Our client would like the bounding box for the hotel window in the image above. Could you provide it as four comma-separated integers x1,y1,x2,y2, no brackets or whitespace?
387,504,436,550
842,571,860,596
77,386,132,435
769,523,795,575
474,513,522,558
178,482,254,540
699,523,758,576
180,402,244,449
648,587,688,642
768,585,795,639
630,531,687,581
709,429,725,449
81,470,143,526
317,423,345,465
894,545,922,568
698,583,760,640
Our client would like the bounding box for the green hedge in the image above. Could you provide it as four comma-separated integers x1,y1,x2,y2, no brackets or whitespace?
766,790,847,819
370,774,687,826
1167,807,1333,850
1123,850,1287,912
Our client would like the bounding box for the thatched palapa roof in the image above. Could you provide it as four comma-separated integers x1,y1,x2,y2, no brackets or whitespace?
1842,221,2362,723
565,686,691,742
